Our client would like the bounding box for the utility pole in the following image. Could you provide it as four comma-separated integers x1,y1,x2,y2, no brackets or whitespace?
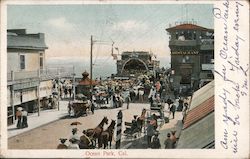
73,66,76,101
90,35,93,102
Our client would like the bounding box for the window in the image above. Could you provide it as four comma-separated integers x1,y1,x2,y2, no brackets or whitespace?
20,55,25,70
40,53,44,69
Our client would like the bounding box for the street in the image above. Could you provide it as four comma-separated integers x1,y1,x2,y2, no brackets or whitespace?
8,100,182,149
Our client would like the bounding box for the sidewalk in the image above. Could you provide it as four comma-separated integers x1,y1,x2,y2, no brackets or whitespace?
8,101,69,138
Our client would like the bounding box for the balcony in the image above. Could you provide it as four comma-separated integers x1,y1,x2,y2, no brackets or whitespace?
169,40,197,47
7,66,75,83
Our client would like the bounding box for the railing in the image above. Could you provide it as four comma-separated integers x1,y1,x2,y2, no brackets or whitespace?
7,66,75,82
14,71,39,80
169,40,197,46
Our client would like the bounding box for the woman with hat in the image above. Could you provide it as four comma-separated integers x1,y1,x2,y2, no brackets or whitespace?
164,133,174,149
16,107,23,129
70,128,80,142
21,108,28,128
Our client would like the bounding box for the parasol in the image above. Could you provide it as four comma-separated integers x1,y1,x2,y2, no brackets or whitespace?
70,121,82,126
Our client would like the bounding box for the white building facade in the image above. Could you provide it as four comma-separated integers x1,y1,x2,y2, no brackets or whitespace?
7,29,50,125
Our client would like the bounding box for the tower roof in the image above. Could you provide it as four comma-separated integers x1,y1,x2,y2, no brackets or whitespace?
166,23,213,32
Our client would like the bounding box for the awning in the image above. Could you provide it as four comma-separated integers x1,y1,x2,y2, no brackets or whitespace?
177,112,214,149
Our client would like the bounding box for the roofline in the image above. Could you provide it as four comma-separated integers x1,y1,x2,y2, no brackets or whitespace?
166,23,214,32
7,46,48,50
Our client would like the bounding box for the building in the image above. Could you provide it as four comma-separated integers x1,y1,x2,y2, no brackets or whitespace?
177,80,214,148
115,51,159,78
7,29,76,126
166,23,214,94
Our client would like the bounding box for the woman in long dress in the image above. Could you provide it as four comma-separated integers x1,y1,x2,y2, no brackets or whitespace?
16,108,22,129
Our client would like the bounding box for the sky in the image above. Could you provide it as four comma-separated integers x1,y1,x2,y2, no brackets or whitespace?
7,3,213,77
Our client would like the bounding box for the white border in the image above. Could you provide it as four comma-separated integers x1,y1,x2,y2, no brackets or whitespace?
1,0,249,158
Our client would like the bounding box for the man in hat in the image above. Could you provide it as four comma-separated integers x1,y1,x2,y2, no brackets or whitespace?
57,138,68,149
151,131,161,149
125,95,131,109
146,121,155,148
70,128,80,141
170,103,176,119
164,133,174,149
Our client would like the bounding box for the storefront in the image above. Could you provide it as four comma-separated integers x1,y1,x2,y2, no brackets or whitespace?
39,80,53,109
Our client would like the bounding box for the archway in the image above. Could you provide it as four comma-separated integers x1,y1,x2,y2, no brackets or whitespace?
121,58,148,75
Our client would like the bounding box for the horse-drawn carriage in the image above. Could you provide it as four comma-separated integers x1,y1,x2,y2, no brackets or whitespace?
69,100,91,117
123,109,147,138
150,101,165,119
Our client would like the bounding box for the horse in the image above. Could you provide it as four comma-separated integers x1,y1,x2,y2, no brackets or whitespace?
86,116,109,148
100,120,116,149
136,108,147,134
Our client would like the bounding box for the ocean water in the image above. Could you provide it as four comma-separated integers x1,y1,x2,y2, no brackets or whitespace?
46,56,170,79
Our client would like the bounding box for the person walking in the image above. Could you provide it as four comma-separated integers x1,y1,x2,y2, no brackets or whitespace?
138,89,144,102
170,131,177,148
151,132,161,149
164,133,174,149
68,86,72,99
90,101,95,114
146,122,155,148
21,108,28,128
125,95,131,109
16,107,22,129
170,104,176,119
64,87,68,99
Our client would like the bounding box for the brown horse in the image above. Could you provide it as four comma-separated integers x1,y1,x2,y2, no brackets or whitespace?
100,120,116,149
86,116,109,148
136,108,147,133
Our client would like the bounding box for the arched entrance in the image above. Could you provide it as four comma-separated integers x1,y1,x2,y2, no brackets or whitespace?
121,58,148,75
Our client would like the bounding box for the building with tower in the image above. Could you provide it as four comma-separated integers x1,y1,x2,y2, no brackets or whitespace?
166,23,214,94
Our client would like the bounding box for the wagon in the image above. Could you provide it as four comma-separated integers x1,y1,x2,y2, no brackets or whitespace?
71,100,91,117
